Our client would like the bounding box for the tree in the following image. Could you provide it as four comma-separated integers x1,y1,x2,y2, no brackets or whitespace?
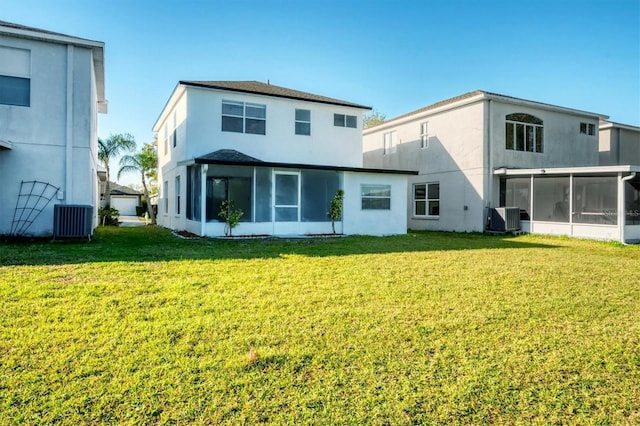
98,133,136,208
363,109,387,129
118,143,158,224
327,189,344,234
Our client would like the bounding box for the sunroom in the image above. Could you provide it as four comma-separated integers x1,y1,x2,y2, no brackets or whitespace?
496,165,640,243
178,150,414,237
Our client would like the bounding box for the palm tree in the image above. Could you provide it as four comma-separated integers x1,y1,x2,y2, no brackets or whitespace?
98,133,136,208
118,143,157,224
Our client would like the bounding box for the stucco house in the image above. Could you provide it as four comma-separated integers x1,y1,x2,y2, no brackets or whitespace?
0,20,107,237
363,91,640,243
153,80,414,237
599,120,640,166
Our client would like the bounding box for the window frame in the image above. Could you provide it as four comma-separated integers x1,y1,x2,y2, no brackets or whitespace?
295,108,311,136
175,176,181,216
334,113,357,128
221,100,266,135
383,130,397,155
361,184,391,210
420,122,428,149
505,113,544,153
413,182,440,218
580,122,596,136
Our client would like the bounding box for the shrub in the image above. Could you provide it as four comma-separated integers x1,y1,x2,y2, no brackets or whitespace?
218,200,243,236
99,207,120,226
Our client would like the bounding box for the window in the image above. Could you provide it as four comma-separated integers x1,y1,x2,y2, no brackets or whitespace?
420,122,428,149
580,122,595,136
175,176,181,215
0,46,31,107
205,176,252,222
573,176,617,225
505,113,543,153
163,125,168,155
0,76,30,107
383,131,397,154
163,181,169,214
172,112,178,147
222,100,266,135
334,113,357,128
361,184,391,210
413,183,439,217
295,109,311,135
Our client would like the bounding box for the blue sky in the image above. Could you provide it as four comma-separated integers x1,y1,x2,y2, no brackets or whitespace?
2,0,639,185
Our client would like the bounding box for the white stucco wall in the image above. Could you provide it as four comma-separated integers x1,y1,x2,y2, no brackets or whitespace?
0,35,102,236
342,172,408,235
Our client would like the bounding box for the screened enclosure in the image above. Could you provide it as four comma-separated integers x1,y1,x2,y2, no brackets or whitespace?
185,165,341,224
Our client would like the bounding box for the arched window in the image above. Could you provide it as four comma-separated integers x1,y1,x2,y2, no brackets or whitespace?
506,113,543,153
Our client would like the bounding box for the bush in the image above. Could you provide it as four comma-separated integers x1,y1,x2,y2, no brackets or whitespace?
135,206,146,217
99,207,120,226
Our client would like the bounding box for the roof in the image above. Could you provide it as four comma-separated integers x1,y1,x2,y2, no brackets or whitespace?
180,80,372,110
108,182,142,196
184,149,417,175
0,20,107,112
494,165,640,176
599,120,640,132
365,90,608,132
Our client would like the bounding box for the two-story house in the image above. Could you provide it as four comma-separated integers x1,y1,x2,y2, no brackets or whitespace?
153,81,415,237
0,20,107,237
363,90,640,243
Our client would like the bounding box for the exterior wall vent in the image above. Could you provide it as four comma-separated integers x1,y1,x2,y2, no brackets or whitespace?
53,205,93,239
489,207,521,232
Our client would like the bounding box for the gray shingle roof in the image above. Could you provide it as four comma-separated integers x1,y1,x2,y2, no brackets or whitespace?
109,182,142,196
193,150,417,175
180,80,371,110
0,20,100,44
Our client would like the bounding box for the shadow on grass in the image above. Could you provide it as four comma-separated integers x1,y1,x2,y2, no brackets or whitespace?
0,225,557,266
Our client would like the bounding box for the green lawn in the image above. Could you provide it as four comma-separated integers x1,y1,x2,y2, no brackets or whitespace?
1,227,638,425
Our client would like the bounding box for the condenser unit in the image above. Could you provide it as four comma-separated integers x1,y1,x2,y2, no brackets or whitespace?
489,207,521,232
53,204,93,239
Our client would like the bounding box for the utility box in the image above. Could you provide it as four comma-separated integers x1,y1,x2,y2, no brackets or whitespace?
489,207,521,232
53,204,93,239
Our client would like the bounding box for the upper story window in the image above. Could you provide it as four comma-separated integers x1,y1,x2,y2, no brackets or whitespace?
163,124,168,155
222,100,266,135
172,112,178,147
580,122,595,136
0,46,31,107
295,109,311,135
334,113,357,128
505,113,543,153
383,131,397,154
420,122,428,149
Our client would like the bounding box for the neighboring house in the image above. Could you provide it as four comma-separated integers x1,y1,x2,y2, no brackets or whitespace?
0,20,107,237
153,80,415,237
102,181,142,216
363,90,640,243
599,120,640,166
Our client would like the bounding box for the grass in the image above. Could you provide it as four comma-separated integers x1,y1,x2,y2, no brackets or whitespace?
0,226,639,425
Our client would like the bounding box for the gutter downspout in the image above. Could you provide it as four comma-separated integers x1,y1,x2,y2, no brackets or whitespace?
65,45,74,204
620,172,636,243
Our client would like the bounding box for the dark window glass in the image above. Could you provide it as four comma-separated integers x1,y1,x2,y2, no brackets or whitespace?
346,115,357,128
516,124,525,151
295,122,310,136
334,114,345,127
0,75,30,107
245,118,265,135
222,116,243,133
295,109,310,121
506,122,514,150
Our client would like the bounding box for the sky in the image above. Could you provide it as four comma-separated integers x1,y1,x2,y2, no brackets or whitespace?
2,0,639,186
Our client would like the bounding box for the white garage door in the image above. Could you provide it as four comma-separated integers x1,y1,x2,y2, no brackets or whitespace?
111,196,139,216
